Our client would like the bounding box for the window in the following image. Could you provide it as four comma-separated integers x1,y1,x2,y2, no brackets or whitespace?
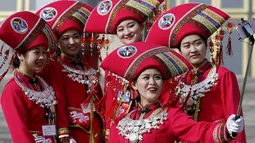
221,0,243,8
188,0,212,5
0,0,17,11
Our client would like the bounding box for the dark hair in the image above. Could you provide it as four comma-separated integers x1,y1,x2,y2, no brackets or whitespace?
12,52,26,68
55,48,62,58
12,56,20,68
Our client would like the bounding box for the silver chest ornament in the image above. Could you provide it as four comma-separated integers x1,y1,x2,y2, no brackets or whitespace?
175,66,218,108
60,61,99,87
14,74,57,108
116,109,168,143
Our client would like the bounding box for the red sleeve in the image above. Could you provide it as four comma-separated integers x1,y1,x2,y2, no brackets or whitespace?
170,107,231,142
1,81,35,143
220,70,240,118
220,71,246,143
220,70,246,142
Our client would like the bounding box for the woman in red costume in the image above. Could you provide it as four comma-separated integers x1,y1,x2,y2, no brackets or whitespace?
0,11,62,143
36,1,104,143
85,0,165,45
84,0,164,140
101,41,244,143
146,3,246,142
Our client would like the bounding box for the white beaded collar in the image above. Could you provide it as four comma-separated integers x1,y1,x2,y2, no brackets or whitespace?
117,108,168,143
13,71,57,108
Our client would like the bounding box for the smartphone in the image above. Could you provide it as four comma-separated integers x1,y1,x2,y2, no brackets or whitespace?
236,18,255,40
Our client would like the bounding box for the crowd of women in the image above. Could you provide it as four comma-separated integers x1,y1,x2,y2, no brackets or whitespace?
0,0,247,143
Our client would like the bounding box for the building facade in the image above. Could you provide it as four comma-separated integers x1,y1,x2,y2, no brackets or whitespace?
0,0,255,77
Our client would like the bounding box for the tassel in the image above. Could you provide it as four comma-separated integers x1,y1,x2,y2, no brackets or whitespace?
96,38,103,62
81,33,87,48
81,33,88,69
81,47,88,70
104,38,110,56
163,3,167,12
226,21,234,56
87,34,95,68
97,45,102,62
88,52,94,69
218,44,224,65
227,36,233,55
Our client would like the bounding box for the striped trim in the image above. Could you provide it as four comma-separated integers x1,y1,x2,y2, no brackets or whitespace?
143,0,161,7
199,11,221,27
213,123,229,143
106,0,128,33
58,128,69,135
192,7,225,34
193,14,217,33
72,7,90,25
169,3,208,47
126,0,154,16
52,2,78,31
52,2,90,34
42,23,57,51
156,52,178,77
156,52,189,77
203,9,225,25
213,124,222,143
124,46,169,80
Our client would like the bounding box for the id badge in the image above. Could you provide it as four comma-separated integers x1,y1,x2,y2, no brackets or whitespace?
117,90,131,102
42,125,56,136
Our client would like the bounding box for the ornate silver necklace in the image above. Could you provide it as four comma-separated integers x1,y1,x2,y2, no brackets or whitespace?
13,71,57,108
175,66,218,108
116,108,168,143
59,60,97,85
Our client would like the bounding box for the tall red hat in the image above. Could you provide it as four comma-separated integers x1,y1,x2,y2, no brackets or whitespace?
0,11,57,81
146,3,230,48
84,0,163,34
36,0,93,37
0,11,56,53
100,42,193,81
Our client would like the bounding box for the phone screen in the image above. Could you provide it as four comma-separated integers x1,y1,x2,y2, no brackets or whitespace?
236,23,254,39
243,23,254,36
